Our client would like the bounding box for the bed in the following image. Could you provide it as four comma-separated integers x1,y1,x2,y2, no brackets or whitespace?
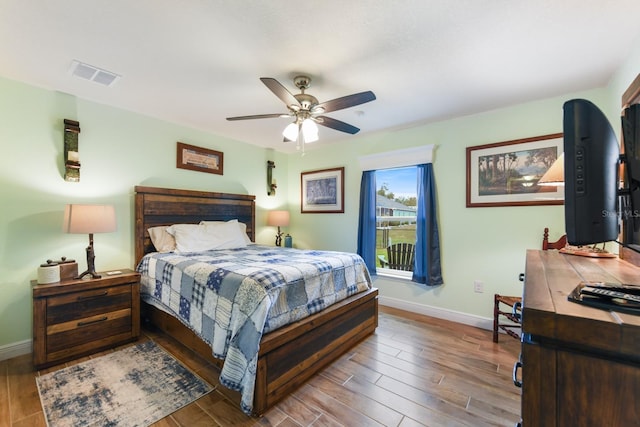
134,185,378,416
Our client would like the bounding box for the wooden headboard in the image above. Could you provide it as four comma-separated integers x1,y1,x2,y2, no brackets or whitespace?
134,186,256,265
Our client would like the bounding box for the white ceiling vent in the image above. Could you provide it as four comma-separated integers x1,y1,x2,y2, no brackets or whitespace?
69,60,120,87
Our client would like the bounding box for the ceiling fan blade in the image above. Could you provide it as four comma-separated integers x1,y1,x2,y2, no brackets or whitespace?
260,77,300,107
316,91,376,113
226,113,288,121
316,116,360,134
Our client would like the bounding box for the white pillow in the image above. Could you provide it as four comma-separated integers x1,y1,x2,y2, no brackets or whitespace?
167,222,248,252
166,223,213,252
202,221,249,249
199,219,252,244
148,226,176,252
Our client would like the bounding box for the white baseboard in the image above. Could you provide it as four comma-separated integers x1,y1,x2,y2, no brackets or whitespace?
378,295,494,331
0,339,31,362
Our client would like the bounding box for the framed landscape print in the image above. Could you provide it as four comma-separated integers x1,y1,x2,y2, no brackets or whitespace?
466,133,564,207
301,167,345,213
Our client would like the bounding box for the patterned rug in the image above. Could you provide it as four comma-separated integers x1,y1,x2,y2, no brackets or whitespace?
36,340,213,427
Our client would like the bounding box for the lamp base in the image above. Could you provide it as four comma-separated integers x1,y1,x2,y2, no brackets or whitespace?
76,269,102,280
76,239,101,279
275,226,283,247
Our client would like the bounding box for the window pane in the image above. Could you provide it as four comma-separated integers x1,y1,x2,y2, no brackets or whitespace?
375,167,417,270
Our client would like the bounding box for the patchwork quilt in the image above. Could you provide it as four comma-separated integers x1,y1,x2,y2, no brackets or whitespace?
136,245,372,415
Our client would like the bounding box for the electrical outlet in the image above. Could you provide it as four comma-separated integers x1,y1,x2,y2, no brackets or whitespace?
473,280,484,293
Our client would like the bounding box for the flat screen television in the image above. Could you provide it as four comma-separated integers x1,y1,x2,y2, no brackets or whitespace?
623,103,640,239
563,99,620,246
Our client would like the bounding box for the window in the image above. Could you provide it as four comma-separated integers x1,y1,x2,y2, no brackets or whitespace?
376,166,417,276
357,146,442,286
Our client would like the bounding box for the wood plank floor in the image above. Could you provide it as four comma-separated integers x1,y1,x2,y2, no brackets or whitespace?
0,306,522,426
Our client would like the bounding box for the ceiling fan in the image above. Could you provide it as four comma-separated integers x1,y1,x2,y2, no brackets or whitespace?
226,75,376,145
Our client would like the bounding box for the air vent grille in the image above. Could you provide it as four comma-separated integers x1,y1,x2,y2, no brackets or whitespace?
69,60,120,86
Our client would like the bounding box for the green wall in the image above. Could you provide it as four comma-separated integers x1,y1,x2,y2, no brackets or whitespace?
285,88,610,324
1,43,638,349
0,77,289,348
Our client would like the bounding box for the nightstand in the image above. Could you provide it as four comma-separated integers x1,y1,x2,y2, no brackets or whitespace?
32,269,140,369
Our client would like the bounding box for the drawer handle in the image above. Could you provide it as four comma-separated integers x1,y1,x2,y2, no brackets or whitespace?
77,316,108,327
513,360,523,388
76,291,108,301
512,301,522,320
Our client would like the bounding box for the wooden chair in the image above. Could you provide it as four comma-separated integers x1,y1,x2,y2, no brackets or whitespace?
542,227,567,250
493,228,566,343
378,243,415,271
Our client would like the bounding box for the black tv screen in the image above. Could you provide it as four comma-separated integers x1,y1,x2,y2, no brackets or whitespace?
623,103,640,235
563,99,620,246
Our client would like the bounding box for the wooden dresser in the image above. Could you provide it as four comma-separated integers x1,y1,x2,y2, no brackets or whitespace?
32,270,140,368
520,250,640,426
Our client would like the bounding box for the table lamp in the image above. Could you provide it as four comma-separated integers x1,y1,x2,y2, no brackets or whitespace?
63,204,116,279
537,153,564,186
267,210,289,246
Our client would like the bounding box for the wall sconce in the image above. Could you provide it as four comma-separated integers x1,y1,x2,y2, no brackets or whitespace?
64,119,81,182
267,160,277,196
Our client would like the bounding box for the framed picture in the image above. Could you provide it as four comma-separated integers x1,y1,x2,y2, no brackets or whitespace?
466,133,564,207
176,142,223,175
301,167,345,213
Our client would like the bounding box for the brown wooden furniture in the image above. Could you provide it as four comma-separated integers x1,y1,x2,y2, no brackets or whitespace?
134,185,379,416
542,226,567,250
493,228,567,342
32,269,140,368
378,242,415,271
519,250,640,426
493,293,522,342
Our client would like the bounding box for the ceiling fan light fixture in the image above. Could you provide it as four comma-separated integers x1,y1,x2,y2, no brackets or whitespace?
228,75,376,149
283,122,299,141
302,119,319,143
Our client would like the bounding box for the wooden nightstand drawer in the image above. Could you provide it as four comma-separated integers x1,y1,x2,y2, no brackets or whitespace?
32,270,141,368
47,307,132,353
46,284,132,324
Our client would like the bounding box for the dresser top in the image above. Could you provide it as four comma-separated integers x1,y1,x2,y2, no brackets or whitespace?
523,249,640,359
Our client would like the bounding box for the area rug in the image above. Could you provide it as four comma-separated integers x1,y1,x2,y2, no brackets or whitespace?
36,340,213,427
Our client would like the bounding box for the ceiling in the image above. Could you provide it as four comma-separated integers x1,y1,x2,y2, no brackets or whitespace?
2,1,640,153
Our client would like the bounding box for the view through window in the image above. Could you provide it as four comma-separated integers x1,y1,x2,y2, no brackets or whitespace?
375,166,417,271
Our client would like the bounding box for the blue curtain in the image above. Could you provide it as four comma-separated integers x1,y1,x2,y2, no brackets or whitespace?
357,170,377,274
412,163,443,286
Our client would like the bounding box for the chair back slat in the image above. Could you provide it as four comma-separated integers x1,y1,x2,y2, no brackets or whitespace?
387,243,415,271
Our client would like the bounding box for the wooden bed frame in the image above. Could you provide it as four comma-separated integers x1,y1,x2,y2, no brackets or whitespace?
134,186,379,416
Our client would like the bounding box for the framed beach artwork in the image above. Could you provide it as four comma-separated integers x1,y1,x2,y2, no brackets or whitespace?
176,142,223,175
301,167,345,213
466,133,564,207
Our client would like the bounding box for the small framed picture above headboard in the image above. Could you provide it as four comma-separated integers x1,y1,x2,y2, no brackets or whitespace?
176,142,223,175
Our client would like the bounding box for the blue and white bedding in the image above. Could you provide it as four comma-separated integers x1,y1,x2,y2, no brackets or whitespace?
136,245,372,415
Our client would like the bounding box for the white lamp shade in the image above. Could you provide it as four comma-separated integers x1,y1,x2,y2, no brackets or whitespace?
538,153,564,186
267,210,290,227
283,123,299,141
301,119,319,143
63,204,117,234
